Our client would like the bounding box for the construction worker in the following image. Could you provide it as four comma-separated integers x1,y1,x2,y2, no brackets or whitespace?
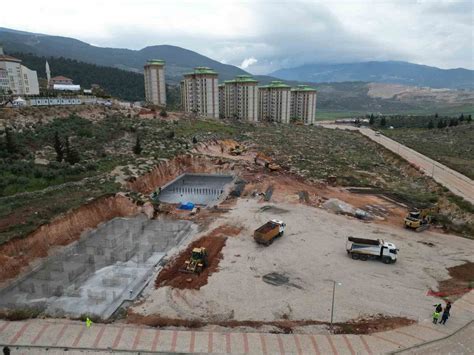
445,301,452,314
432,310,440,324
440,309,450,325
86,317,93,328
433,303,442,313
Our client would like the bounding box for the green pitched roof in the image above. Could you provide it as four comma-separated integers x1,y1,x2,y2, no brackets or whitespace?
184,66,218,76
291,84,317,92
224,75,258,84
146,59,165,65
258,80,291,89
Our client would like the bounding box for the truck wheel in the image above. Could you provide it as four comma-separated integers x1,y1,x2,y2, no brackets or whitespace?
382,257,391,264
351,253,360,260
360,255,368,261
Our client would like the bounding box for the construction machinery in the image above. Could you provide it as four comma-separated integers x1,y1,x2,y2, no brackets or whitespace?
346,237,398,264
404,206,437,232
254,220,286,246
254,153,281,172
230,145,245,156
181,247,208,274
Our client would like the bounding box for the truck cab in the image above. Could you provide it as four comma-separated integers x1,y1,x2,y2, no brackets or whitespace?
270,219,286,234
382,242,398,263
254,219,286,245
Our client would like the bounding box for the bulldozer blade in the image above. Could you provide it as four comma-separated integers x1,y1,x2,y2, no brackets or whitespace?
179,269,196,274
416,224,430,232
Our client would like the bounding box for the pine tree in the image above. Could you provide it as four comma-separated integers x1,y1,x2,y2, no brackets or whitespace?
434,113,438,118
65,137,80,165
133,136,142,155
437,120,443,129
53,131,64,162
427,120,434,129
5,128,17,154
369,114,375,125
380,117,386,127
467,115,472,123
459,113,464,121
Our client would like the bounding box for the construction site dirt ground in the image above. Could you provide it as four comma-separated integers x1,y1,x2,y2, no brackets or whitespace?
129,197,474,334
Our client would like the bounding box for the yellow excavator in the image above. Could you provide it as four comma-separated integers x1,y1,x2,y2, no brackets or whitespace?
181,247,208,274
404,206,438,232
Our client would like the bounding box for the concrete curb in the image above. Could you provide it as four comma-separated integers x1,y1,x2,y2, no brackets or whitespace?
0,343,192,354
388,319,474,354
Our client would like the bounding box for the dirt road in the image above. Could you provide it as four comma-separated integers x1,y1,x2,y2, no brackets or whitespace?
134,198,473,328
319,124,474,205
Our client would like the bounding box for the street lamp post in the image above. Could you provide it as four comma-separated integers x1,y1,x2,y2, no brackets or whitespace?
330,280,342,333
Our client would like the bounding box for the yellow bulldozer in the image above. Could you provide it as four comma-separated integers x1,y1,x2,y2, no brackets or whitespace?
404,206,438,232
180,247,208,274
230,145,245,156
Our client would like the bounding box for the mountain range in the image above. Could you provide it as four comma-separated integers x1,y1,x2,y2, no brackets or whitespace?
270,62,474,90
0,27,472,116
1,27,473,90
0,27,247,83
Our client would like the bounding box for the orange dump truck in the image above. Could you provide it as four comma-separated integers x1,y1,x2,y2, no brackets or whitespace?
253,219,286,246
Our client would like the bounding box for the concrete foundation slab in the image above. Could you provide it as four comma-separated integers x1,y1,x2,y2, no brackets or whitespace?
0,215,197,319
157,173,234,205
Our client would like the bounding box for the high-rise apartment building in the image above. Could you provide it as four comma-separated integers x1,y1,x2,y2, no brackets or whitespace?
144,59,166,106
181,67,219,118
290,85,317,124
218,84,225,118
258,81,291,123
0,46,39,96
223,75,258,122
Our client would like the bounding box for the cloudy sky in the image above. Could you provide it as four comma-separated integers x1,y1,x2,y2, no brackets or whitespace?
1,0,472,74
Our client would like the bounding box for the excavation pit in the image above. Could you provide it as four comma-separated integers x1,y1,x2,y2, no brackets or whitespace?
0,215,197,319
157,173,234,206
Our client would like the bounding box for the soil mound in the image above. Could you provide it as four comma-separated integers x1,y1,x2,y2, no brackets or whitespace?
431,261,474,301
154,225,239,290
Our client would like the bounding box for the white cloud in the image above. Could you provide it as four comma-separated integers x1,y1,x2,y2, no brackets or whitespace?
240,57,258,69
0,0,472,73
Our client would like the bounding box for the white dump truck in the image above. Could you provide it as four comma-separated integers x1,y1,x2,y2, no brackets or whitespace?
346,237,398,264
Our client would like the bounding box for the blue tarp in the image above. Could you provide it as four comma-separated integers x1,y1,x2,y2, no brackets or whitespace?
178,202,195,210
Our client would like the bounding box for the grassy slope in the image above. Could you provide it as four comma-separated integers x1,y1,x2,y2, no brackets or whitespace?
1,114,472,244
383,124,474,179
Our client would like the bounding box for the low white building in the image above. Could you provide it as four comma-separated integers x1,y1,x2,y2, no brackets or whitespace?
0,46,39,96
29,97,83,106
53,84,81,91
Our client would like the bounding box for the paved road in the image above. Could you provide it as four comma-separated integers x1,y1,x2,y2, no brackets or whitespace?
319,124,474,205
397,321,474,355
0,291,472,354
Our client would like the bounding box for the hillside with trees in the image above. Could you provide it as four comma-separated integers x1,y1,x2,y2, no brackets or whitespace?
14,53,145,102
